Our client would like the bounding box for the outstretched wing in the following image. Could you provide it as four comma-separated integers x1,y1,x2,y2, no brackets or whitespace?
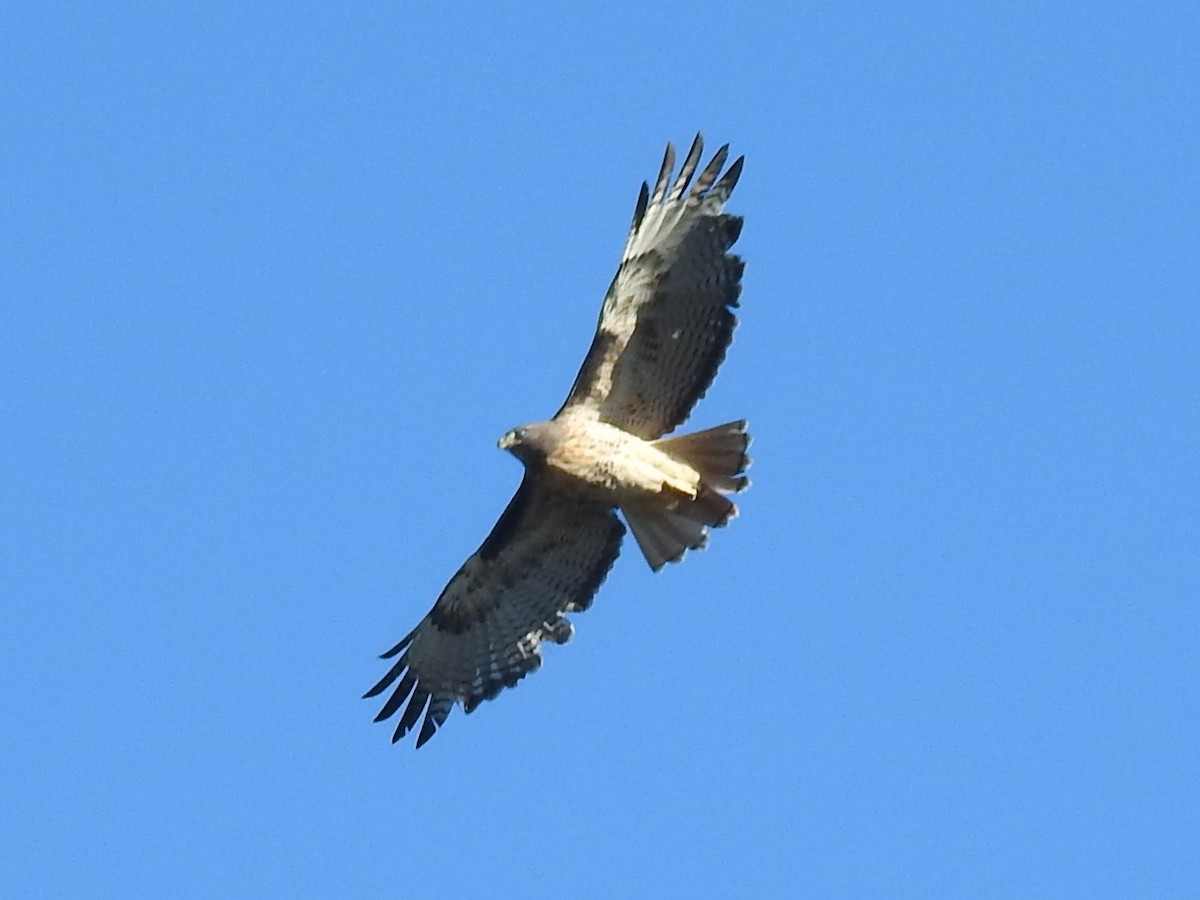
558,134,745,439
364,475,625,748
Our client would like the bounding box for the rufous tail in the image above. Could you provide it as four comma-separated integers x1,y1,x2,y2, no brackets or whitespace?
624,420,752,571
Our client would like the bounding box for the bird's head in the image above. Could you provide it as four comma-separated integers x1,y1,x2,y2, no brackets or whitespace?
498,421,557,466
497,426,526,453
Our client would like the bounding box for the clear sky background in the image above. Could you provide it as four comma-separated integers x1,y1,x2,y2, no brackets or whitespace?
3,3,1198,897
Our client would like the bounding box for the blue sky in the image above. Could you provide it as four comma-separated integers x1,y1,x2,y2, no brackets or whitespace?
3,3,1198,897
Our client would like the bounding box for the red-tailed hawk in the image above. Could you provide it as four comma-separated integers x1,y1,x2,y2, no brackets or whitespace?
365,135,750,747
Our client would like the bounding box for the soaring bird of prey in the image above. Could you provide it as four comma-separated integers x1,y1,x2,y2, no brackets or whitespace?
365,135,750,747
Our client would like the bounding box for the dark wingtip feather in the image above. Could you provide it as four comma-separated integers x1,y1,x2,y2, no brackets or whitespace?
651,141,676,204
413,697,451,748
710,155,744,203
632,181,650,231
395,686,430,740
371,669,418,721
363,657,404,699
693,144,730,197
378,628,416,660
669,134,705,202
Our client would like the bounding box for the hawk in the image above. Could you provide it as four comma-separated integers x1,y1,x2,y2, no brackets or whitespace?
365,135,750,747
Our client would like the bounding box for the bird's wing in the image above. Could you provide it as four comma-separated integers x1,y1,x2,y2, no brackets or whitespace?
364,474,625,747
557,134,745,439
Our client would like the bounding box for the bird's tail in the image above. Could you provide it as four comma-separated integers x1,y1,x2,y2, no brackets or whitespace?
623,420,751,571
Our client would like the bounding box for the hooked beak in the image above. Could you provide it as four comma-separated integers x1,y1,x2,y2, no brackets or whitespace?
498,430,517,451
